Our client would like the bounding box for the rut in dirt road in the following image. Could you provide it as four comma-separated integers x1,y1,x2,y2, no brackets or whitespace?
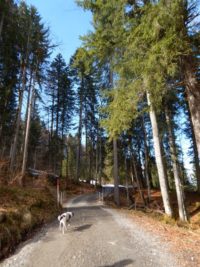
0,193,180,267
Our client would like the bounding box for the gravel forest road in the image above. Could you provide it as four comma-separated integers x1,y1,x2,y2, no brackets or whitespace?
0,193,180,267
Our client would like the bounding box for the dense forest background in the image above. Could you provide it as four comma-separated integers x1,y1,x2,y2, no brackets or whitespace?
0,0,200,222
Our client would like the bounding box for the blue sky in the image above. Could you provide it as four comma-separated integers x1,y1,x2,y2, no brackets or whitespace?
24,0,92,134
26,0,93,63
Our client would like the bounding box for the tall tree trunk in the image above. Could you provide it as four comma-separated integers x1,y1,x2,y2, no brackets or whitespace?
146,91,173,217
56,84,60,136
50,92,55,139
124,156,130,206
10,84,24,171
186,99,200,193
10,22,31,171
95,135,99,185
184,57,200,162
109,68,120,205
165,107,188,221
130,160,136,191
98,130,102,186
21,71,36,178
66,144,69,182
76,79,83,181
95,124,99,185
132,153,146,206
49,89,55,170
60,106,65,176
113,138,120,206
137,142,146,188
85,120,88,178
90,140,95,181
89,142,92,180
20,70,33,158
0,11,5,40
142,116,151,202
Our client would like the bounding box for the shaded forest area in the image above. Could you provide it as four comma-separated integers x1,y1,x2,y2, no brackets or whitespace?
0,0,200,223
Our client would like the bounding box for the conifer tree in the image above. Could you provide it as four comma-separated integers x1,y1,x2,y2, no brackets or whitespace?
0,0,19,159
46,54,74,173
21,5,51,177
70,47,99,182
76,0,127,205
10,2,33,171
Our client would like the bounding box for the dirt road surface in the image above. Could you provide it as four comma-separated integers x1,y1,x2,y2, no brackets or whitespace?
0,193,181,267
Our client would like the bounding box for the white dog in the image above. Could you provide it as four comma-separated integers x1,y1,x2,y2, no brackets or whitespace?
58,211,74,234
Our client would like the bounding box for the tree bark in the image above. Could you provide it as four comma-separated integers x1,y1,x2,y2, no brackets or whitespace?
0,11,5,40
10,81,24,171
125,156,130,206
75,77,83,181
95,128,99,186
10,22,32,171
142,116,151,201
89,142,92,181
113,138,120,206
132,154,146,206
146,91,173,217
165,107,188,221
184,57,200,162
109,67,120,205
186,99,200,193
21,71,36,178
66,143,69,182
98,129,102,186
56,78,60,136
50,88,55,139
20,70,33,159
85,123,88,154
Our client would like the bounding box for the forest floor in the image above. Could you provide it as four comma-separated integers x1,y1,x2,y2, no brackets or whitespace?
0,185,59,260
104,189,200,267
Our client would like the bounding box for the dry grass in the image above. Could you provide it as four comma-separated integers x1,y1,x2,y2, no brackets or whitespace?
0,186,59,259
104,189,200,267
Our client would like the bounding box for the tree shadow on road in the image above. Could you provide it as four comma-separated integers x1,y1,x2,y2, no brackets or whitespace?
98,259,134,267
73,224,92,232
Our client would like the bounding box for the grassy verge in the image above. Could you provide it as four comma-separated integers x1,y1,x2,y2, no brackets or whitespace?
0,186,60,260
0,178,96,260
103,189,200,229
104,190,200,266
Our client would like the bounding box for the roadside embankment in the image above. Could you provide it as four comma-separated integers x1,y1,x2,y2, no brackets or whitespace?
0,186,59,260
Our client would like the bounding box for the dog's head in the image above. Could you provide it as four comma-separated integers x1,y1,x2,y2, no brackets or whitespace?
67,211,74,219
58,212,74,221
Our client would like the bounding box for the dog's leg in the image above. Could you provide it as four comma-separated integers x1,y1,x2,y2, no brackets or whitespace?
67,218,71,227
61,222,64,234
62,220,67,234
